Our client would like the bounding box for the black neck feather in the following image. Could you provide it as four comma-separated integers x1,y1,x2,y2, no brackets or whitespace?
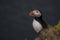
35,16,47,28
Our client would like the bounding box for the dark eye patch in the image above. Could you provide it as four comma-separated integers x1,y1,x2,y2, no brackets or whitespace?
36,10,39,13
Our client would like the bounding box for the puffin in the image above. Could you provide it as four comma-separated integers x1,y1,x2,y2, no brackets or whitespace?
29,9,48,33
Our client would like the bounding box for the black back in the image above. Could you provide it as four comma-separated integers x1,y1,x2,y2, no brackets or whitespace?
35,16,48,28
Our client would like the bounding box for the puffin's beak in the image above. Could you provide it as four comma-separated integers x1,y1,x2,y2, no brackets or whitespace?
29,11,34,16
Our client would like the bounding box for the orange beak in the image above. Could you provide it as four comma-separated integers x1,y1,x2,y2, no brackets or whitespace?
29,11,34,16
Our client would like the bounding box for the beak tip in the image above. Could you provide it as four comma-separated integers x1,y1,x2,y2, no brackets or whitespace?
29,12,33,16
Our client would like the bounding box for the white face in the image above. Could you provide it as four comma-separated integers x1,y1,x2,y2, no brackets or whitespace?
32,10,41,17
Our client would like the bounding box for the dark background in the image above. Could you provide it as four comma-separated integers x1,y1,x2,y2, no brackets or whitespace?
0,0,60,40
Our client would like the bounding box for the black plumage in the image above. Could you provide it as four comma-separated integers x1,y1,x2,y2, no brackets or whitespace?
35,16,48,28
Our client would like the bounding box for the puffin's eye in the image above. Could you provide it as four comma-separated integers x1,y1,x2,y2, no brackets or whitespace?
36,11,38,13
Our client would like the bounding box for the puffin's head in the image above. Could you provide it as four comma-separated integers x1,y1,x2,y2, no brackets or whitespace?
29,9,42,17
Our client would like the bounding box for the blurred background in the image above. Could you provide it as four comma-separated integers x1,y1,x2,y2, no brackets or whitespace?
0,0,60,40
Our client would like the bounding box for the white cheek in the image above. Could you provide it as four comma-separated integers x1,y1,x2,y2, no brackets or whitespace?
33,10,41,17
34,13,41,17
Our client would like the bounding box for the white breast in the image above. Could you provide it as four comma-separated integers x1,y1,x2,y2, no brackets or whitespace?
32,19,43,33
